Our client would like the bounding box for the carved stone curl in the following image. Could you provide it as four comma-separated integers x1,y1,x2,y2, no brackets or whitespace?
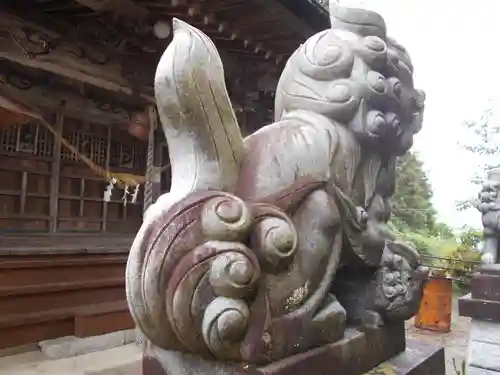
249,204,298,273
126,2,428,367
127,189,308,362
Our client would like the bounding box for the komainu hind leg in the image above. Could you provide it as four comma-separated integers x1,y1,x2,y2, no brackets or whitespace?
267,189,346,354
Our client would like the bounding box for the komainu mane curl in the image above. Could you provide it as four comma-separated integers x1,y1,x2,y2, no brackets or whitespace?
276,4,425,156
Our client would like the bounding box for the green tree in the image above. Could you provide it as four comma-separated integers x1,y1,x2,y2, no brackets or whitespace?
457,102,500,210
388,152,457,257
391,152,437,233
435,227,481,290
387,134,482,287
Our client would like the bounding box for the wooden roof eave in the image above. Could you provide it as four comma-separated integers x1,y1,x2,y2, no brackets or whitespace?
0,8,154,104
69,0,314,63
274,0,330,32
0,0,326,125
0,59,144,128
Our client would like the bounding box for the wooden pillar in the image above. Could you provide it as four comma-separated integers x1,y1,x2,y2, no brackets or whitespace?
49,111,64,233
20,172,27,215
102,124,111,232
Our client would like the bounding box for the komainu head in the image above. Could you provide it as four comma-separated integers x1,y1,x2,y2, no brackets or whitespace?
275,3,425,157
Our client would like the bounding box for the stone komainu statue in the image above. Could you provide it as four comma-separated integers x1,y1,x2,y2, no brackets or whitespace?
476,168,500,264
126,3,429,365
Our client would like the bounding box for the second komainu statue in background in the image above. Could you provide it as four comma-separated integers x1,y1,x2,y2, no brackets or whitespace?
126,3,441,375
476,168,500,265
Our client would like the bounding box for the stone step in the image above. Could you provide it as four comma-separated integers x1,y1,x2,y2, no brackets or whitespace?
0,300,132,349
0,256,127,288
0,278,125,297
0,278,125,316
0,234,133,251
0,349,48,371
0,308,74,349
74,301,134,338
39,330,136,359
0,249,130,350
0,344,141,375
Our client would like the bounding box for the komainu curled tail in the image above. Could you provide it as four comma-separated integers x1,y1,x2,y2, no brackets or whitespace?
126,19,247,351
150,18,246,219
126,18,346,362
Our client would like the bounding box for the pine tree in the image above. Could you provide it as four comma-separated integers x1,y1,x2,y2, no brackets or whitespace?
391,152,437,233
389,152,455,256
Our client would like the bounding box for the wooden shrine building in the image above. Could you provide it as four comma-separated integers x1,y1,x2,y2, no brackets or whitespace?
0,0,328,350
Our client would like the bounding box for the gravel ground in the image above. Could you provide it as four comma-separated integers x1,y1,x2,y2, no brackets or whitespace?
405,297,470,375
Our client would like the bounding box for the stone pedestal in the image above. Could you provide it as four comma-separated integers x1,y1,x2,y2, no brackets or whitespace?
459,265,500,374
141,324,444,375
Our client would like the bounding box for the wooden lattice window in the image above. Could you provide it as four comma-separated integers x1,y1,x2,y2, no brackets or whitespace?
0,116,147,234
57,119,145,233
60,119,107,163
0,121,54,157
109,130,146,171
0,121,54,232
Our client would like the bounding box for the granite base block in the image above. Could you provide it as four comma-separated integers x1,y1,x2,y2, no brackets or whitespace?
458,293,500,323
141,324,444,375
363,340,444,375
461,265,500,322
467,365,500,375
39,329,136,359
464,319,500,374
471,273,500,301
469,341,500,372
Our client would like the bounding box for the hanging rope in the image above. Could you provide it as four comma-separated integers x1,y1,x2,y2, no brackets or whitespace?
39,118,170,188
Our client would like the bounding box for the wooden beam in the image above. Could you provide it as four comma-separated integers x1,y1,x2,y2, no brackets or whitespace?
148,1,279,59
73,0,149,21
0,61,140,126
186,18,272,59
208,0,246,12
0,95,41,121
252,0,315,40
49,111,64,233
0,10,154,101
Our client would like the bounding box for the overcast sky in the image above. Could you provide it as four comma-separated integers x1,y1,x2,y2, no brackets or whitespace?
338,0,500,229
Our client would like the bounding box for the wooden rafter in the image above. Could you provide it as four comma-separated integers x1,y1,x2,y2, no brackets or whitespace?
68,0,293,64
179,2,287,64
72,0,149,21
0,59,142,126
0,0,302,110
0,8,154,101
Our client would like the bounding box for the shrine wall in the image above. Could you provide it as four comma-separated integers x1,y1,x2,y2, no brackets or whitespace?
0,117,146,234
0,116,143,349
0,100,272,351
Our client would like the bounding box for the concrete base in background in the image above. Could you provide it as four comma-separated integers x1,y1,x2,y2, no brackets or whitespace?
467,319,500,375
39,329,136,359
459,266,500,374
